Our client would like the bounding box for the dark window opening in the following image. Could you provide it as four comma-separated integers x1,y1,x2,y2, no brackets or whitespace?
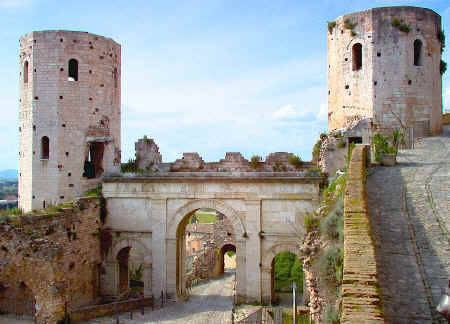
65,152,69,156
43,200,46,209
408,80,412,85
68,172,71,177
414,39,423,66
113,67,118,88
377,52,381,57
352,43,363,71
83,142,105,179
23,61,29,84
68,59,78,81
41,136,49,159
374,81,378,86
348,137,363,144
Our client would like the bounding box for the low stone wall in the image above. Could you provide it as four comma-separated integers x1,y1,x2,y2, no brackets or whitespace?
71,297,153,322
341,145,384,323
0,197,102,324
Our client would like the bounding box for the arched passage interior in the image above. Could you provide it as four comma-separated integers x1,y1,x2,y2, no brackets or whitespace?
270,252,303,305
176,207,236,297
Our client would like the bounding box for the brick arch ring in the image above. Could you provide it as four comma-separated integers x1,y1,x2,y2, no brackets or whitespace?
169,198,246,239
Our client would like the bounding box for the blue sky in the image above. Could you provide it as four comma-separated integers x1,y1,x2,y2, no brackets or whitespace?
0,0,449,170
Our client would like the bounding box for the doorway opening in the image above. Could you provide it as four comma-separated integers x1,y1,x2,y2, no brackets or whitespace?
271,252,303,306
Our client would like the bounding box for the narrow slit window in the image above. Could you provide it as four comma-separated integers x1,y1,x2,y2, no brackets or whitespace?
68,59,78,81
414,39,422,66
352,43,362,71
113,67,118,88
23,61,29,84
41,136,49,159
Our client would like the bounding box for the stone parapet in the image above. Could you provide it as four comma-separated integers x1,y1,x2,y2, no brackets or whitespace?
341,145,384,323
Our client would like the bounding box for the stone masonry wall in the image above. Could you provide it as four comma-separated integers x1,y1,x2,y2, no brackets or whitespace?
328,7,442,136
341,145,384,323
0,197,102,324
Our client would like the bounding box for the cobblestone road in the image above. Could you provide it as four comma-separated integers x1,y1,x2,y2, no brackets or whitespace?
367,131,449,324
80,270,235,324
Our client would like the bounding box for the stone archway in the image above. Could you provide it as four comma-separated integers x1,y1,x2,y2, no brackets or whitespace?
216,243,236,276
169,199,245,298
104,237,152,297
261,243,302,304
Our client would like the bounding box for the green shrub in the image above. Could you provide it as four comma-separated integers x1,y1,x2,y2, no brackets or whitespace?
324,305,341,324
391,18,401,28
312,139,322,160
321,208,344,241
327,21,336,34
0,207,23,217
84,184,102,197
441,60,447,75
437,30,446,53
337,141,346,149
373,133,396,162
288,154,302,169
121,158,144,173
344,19,357,30
274,252,303,293
250,155,262,169
304,213,320,232
351,30,357,37
391,18,411,33
320,246,343,286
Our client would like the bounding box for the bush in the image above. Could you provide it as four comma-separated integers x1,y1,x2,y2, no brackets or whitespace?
344,19,357,30
274,252,303,293
321,207,344,241
320,246,343,286
121,158,144,173
373,133,396,162
391,18,411,33
250,155,262,169
328,21,336,34
304,213,320,232
84,184,102,197
437,30,446,53
441,60,447,75
312,139,322,161
337,141,346,149
288,154,302,169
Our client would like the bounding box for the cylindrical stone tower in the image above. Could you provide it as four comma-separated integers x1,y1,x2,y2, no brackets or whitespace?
328,6,443,136
18,30,121,212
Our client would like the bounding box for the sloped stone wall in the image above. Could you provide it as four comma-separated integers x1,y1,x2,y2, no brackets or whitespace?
0,197,102,324
341,145,384,323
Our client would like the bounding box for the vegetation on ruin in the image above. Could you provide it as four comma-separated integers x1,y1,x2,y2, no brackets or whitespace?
84,183,103,197
288,154,303,169
312,138,323,161
304,212,321,232
373,133,397,162
441,59,447,75
337,140,346,149
274,252,303,293
250,155,262,169
437,29,445,53
391,18,411,33
324,305,341,324
343,19,357,30
282,310,310,324
327,21,336,34
120,158,144,173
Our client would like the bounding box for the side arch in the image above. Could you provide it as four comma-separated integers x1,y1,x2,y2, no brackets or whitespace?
262,242,302,268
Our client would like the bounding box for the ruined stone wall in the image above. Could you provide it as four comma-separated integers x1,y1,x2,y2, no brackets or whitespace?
0,197,102,324
341,145,384,323
328,7,442,136
19,30,121,212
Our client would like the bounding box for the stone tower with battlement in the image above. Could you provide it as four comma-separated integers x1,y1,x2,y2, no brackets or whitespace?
328,6,443,136
18,30,121,212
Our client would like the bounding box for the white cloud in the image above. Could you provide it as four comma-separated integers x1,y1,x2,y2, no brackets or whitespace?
317,103,328,121
273,104,298,119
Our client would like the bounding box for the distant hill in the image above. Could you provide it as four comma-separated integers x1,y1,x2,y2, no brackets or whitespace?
0,169,18,180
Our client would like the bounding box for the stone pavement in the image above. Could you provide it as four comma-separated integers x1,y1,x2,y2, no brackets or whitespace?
79,270,235,324
366,131,450,324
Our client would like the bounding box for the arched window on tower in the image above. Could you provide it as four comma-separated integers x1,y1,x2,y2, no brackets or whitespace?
352,43,362,71
414,39,423,66
68,59,78,81
41,136,49,159
23,61,29,84
113,67,118,88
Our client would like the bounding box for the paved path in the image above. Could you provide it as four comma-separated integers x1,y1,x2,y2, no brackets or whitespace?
80,270,235,324
366,131,450,324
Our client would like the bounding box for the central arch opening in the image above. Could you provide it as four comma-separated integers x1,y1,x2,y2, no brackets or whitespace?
176,208,236,298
